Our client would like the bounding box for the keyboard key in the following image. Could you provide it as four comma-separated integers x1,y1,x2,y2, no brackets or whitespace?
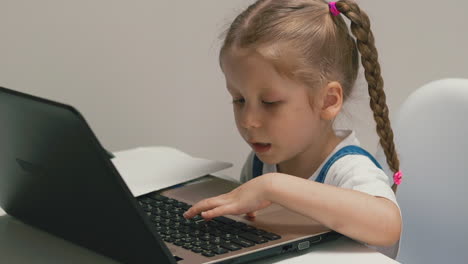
140,204,152,212
150,200,164,207
180,218,195,226
178,226,191,233
212,246,229,255
190,230,204,237
170,215,185,222
219,225,239,233
175,201,188,208
201,244,216,251
202,251,215,257
241,226,257,232
221,242,242,251
150,194,168,201
190,221,207,229
171,233,185,239
174,240,184,246
200,235,212,241
140,197,153,204
158,226,171,232
150,216,163,223
232,222,247,228
173,207,185,214
191,247,203,253
208,229,224,237
221,233,236,240
214,216,236,225
163,237,174,243
261,232,281,240
170,222,182,229
192,215,203,221
182,237,196,243
209,237,223,245
250,229,267,235
239,232,268,244
164,203,174,210
206,221,223,227
230,237,255,248
162,229,176,235
192,241,204,247
159,219,171,226
182,243,194,250
165,198,177,204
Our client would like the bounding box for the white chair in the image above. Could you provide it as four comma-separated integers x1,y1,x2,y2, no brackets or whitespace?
375,78,468,263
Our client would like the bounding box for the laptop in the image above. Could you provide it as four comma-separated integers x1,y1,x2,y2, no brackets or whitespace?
0,86,340,264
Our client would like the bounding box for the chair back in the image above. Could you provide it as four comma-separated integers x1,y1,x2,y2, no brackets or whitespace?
376,78,468,263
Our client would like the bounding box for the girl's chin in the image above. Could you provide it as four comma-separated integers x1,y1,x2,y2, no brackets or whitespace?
255,151,281,165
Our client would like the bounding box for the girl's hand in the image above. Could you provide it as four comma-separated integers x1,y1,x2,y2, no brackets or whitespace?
183,174,274,220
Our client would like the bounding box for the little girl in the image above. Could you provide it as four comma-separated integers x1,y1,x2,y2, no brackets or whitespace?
184,0,402,254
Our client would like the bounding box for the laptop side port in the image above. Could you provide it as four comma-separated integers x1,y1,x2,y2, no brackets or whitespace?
297,241,310,251
281,244,293,253
298,236,322,251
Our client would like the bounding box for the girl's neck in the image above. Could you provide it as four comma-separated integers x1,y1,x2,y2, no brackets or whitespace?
277,129,343,179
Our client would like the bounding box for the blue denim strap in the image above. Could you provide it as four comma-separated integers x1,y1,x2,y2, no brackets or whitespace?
252,145,382,183
252,154,263,178
315,145,383,183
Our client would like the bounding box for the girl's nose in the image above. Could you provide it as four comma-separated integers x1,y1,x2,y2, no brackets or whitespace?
239,105,262,129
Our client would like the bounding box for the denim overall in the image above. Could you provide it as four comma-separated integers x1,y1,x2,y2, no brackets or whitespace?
252,145,383,182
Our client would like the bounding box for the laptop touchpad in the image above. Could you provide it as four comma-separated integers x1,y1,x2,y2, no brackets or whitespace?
162,176,240,204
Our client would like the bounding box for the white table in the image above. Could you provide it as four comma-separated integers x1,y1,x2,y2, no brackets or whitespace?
0,209,398,264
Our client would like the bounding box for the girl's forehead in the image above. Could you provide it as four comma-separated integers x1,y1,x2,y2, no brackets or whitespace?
220,50,309,96
220,49,268,75
221,50,295,94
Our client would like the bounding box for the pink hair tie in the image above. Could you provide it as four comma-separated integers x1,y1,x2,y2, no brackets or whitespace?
329,2,340,16
393,171,403,185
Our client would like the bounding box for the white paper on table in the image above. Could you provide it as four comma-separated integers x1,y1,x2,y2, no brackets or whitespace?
111,146,233,197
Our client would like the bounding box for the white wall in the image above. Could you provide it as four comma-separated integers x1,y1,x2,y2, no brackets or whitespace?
1,0,467,179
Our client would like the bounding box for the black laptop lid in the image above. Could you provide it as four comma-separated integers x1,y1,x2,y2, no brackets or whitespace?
0,87,175,264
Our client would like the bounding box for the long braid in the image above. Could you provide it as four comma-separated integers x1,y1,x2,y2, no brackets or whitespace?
335,0,400,192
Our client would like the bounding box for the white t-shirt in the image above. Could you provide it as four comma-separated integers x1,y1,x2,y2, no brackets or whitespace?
239,129,400,258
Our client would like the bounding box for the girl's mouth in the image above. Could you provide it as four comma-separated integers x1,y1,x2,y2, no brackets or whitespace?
252,143,271,153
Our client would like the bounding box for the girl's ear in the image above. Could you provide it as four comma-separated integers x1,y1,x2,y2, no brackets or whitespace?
320,81,343,120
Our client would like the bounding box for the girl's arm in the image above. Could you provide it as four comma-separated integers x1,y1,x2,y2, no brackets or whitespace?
267,173,401,247
184,172,401,247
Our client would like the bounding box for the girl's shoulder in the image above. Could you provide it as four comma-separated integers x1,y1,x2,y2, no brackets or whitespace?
326,154,398,206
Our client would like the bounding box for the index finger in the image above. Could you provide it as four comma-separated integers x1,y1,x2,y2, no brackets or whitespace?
183,196,225,219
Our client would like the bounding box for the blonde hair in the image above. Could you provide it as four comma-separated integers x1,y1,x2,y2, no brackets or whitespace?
220,0,400,192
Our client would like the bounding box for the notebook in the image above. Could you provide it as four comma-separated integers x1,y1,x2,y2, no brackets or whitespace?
0,86,339,264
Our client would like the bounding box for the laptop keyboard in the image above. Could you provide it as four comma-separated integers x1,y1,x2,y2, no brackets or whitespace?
138,193,281,258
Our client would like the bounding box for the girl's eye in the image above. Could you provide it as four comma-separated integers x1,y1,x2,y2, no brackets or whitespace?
262,100,279,105
232,98,245,104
